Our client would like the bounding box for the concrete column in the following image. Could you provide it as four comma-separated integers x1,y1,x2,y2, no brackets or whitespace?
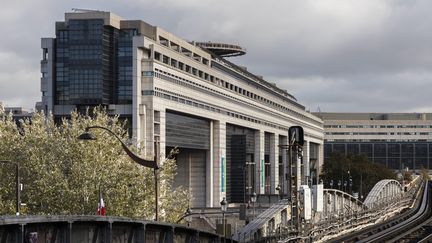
280,136,288,195
255,130,265,194
213,121,226,206
157,110,166,162
318,143,324,177
132,39,144,143
145,107,154,157
303,140,310,186
206,121,214,207
270,133,279,193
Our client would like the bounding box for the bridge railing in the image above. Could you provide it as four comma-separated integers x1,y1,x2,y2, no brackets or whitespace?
0,215,231,243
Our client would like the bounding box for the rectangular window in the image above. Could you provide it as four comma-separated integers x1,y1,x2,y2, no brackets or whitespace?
154,52,161,61
43,48,48,60
142,71,154,77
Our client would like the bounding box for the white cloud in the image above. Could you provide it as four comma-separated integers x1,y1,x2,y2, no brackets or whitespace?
1,0,432,113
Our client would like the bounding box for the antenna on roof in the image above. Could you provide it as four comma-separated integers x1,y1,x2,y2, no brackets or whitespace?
71,8,100,13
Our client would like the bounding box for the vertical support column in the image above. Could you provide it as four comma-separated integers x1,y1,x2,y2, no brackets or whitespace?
145,107,154,157
213,121,226,206
303,140,310,186
132,39,143,143
334,192,338,216
255,130,265,194
341,194,345,215
317,143,324,182
206,121,214,207
158,110,166,160
281,136,288,195
270,133,279,193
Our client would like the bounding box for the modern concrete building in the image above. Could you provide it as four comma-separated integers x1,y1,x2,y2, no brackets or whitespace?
316,112,432,171
39,10,324,208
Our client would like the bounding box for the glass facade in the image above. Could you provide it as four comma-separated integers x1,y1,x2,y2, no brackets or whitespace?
54,19,137,106
325,142,432,170
117,29,136,104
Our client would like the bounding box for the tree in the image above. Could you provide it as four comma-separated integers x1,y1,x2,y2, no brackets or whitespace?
321,152,396,197
0,108,189,222
420,167,430,181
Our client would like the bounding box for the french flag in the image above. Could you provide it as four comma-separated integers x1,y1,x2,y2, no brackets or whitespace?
97,193,106,216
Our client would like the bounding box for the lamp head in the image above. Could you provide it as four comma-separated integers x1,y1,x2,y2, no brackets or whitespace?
186,207,192,215
251,192,257,203
220,197,228,212
77,130,96,140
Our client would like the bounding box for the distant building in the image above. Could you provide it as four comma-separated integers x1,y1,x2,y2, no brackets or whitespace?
1,106,32,123
315,112,432,171
39,10,324,207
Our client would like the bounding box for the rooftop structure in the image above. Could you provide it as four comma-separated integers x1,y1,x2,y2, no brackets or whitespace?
193,41,246,57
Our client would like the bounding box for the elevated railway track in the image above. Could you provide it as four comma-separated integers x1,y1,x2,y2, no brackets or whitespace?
329,180,431,243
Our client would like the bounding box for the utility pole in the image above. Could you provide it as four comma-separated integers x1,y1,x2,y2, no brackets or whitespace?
288,126,304,233
279,126,304,235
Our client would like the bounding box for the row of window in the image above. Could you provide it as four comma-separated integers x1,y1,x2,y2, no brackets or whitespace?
157,35,296,105
326,132,431,136
325,143,432,169
329,139,432,142
157,36,209,66
325,124,432,128
150,86,291,132
151,54,320,127
152,69,298,130
154,51,297,114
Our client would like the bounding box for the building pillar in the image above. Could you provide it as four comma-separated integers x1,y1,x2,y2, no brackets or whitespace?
255,130,265,194
303,140,310,186
270,133,279,193
206,121,214,207
318,143,324,180
132,41,143,143
213,121,226,206
144,107,154,158
158,110,166,160
280,136,288,195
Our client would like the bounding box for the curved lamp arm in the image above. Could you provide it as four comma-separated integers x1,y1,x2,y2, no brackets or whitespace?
84,125,159,169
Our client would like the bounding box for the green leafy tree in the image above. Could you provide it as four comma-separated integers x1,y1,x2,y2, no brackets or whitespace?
420,167,430,181
321,152,396,198
0,108,188,222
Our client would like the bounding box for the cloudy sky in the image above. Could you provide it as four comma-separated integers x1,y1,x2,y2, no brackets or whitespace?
1,0,431,112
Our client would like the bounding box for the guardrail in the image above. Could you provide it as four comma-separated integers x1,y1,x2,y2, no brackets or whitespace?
0,215,234,243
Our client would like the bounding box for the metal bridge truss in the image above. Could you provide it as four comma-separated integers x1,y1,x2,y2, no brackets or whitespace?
320,189,365,221
363,179,403,209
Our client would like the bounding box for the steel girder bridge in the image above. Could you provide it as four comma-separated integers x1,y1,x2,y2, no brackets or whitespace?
0,215,231,243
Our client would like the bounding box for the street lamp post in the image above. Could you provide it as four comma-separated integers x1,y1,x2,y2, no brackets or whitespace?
0,160,20,216
276,184,281,200
329,180,333,189
78,125,160,220
184,207,192,227
220,197,228,242
250,192,257,219
338,180,341,191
